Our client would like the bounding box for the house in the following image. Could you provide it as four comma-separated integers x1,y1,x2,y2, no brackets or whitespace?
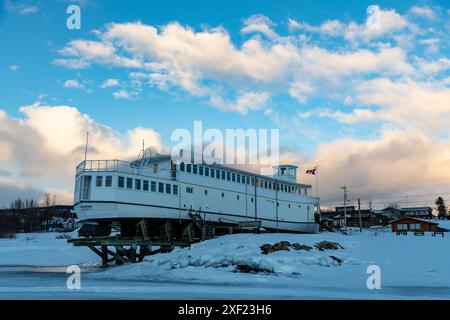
381,206,432,219
320,206,390,229
389,217,448,234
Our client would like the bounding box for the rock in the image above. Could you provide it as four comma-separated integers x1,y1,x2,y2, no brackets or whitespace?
260,244,274,254
280,241,291,247
314,241,344,251
291,243,313,251
273,242,290,251
329,255,343,265
235,264,273,274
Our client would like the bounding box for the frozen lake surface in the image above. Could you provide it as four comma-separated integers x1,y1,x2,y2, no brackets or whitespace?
1,265,449,299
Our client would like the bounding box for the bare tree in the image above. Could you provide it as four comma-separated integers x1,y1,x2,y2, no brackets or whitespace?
10,198,23,210
42,192,56,231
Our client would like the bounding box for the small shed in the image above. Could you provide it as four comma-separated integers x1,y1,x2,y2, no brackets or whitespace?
389,217,447,234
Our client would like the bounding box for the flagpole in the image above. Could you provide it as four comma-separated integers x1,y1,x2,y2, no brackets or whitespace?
316,165,321,222
315,165,319,197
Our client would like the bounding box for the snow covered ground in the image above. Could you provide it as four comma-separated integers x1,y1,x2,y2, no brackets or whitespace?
0,229,449,299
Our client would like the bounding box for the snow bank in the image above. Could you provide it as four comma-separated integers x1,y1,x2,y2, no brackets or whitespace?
91,229,450,295
0,232,98,267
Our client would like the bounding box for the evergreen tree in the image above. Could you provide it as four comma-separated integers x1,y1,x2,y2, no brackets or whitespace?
435,197,448,219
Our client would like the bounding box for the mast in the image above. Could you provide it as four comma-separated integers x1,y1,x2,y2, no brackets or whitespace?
83,131,89,169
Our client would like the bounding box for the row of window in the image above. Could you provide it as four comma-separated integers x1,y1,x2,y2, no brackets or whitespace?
94,175,179,195
397,223,421,230
178,162,307,195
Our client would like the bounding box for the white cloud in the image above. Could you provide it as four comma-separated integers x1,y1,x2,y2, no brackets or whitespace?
316,78,450,131
55,18,413,112
241,14,278,39
289,81,315,104
0,104,164,206
289,19,345,37
308,129,450,203
113,89,132,99
416,57,450,74
210,91,270,115
63,79,85,89
100,78,120,88
290,6,411,43
53,58,90,69
5,1,38,15
408,6,437,20
9,65,19,72
19,6,38,15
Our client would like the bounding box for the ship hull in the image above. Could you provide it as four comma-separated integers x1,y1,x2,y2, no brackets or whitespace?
75,201,319,233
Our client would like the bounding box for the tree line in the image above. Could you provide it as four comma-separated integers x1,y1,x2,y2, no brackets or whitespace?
0,193,71,237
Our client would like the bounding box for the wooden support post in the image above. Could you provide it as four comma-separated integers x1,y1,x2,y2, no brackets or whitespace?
101,245,108,267
129,244,137,263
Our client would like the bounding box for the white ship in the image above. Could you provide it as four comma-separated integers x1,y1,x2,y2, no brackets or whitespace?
73,150,320,236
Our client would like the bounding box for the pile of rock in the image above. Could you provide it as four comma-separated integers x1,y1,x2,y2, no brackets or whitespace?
314,241,344,251
260,241,313,254
260,240,343,254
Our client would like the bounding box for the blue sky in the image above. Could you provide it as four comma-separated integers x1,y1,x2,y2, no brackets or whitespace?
0,0,449,208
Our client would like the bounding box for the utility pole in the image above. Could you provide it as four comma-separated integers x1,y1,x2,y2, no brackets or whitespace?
358,198,362,232
341,186,348,229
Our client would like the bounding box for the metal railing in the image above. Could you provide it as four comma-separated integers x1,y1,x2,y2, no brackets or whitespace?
76,160,136,177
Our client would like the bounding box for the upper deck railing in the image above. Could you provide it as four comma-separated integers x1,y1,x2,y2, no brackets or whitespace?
76,160,136,177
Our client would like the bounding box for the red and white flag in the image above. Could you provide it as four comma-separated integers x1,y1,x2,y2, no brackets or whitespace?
305,167,316,175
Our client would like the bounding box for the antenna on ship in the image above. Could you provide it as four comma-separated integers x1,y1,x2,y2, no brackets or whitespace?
84,131,89,167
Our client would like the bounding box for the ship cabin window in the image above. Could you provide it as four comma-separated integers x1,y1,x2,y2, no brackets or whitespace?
268,181,272,190
246,176,250,184
251,197,254,202
264,180,268,189
151,181,156,192
205,167,209,177
135,179,141,190
166,183,171,194
237,174,240,183
210,168,215,177
143,180,149,191
221,192,224,198
226,172,230,181
96,176,103,187
153,163,158,174
251,177,255,186
81,175,92,200
221,170,225,180
193,165,198,174
288,186,291,193
118,176,124,188
180,162,185,171
105,176,112,187
126,178,133,189
288,204,291,208
186,187,193,193
158,182,164,193
173,185,178,195
204,190,208,195
199,166,203,175
186,164,192,173
237,195,239,200
232,173,235,182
